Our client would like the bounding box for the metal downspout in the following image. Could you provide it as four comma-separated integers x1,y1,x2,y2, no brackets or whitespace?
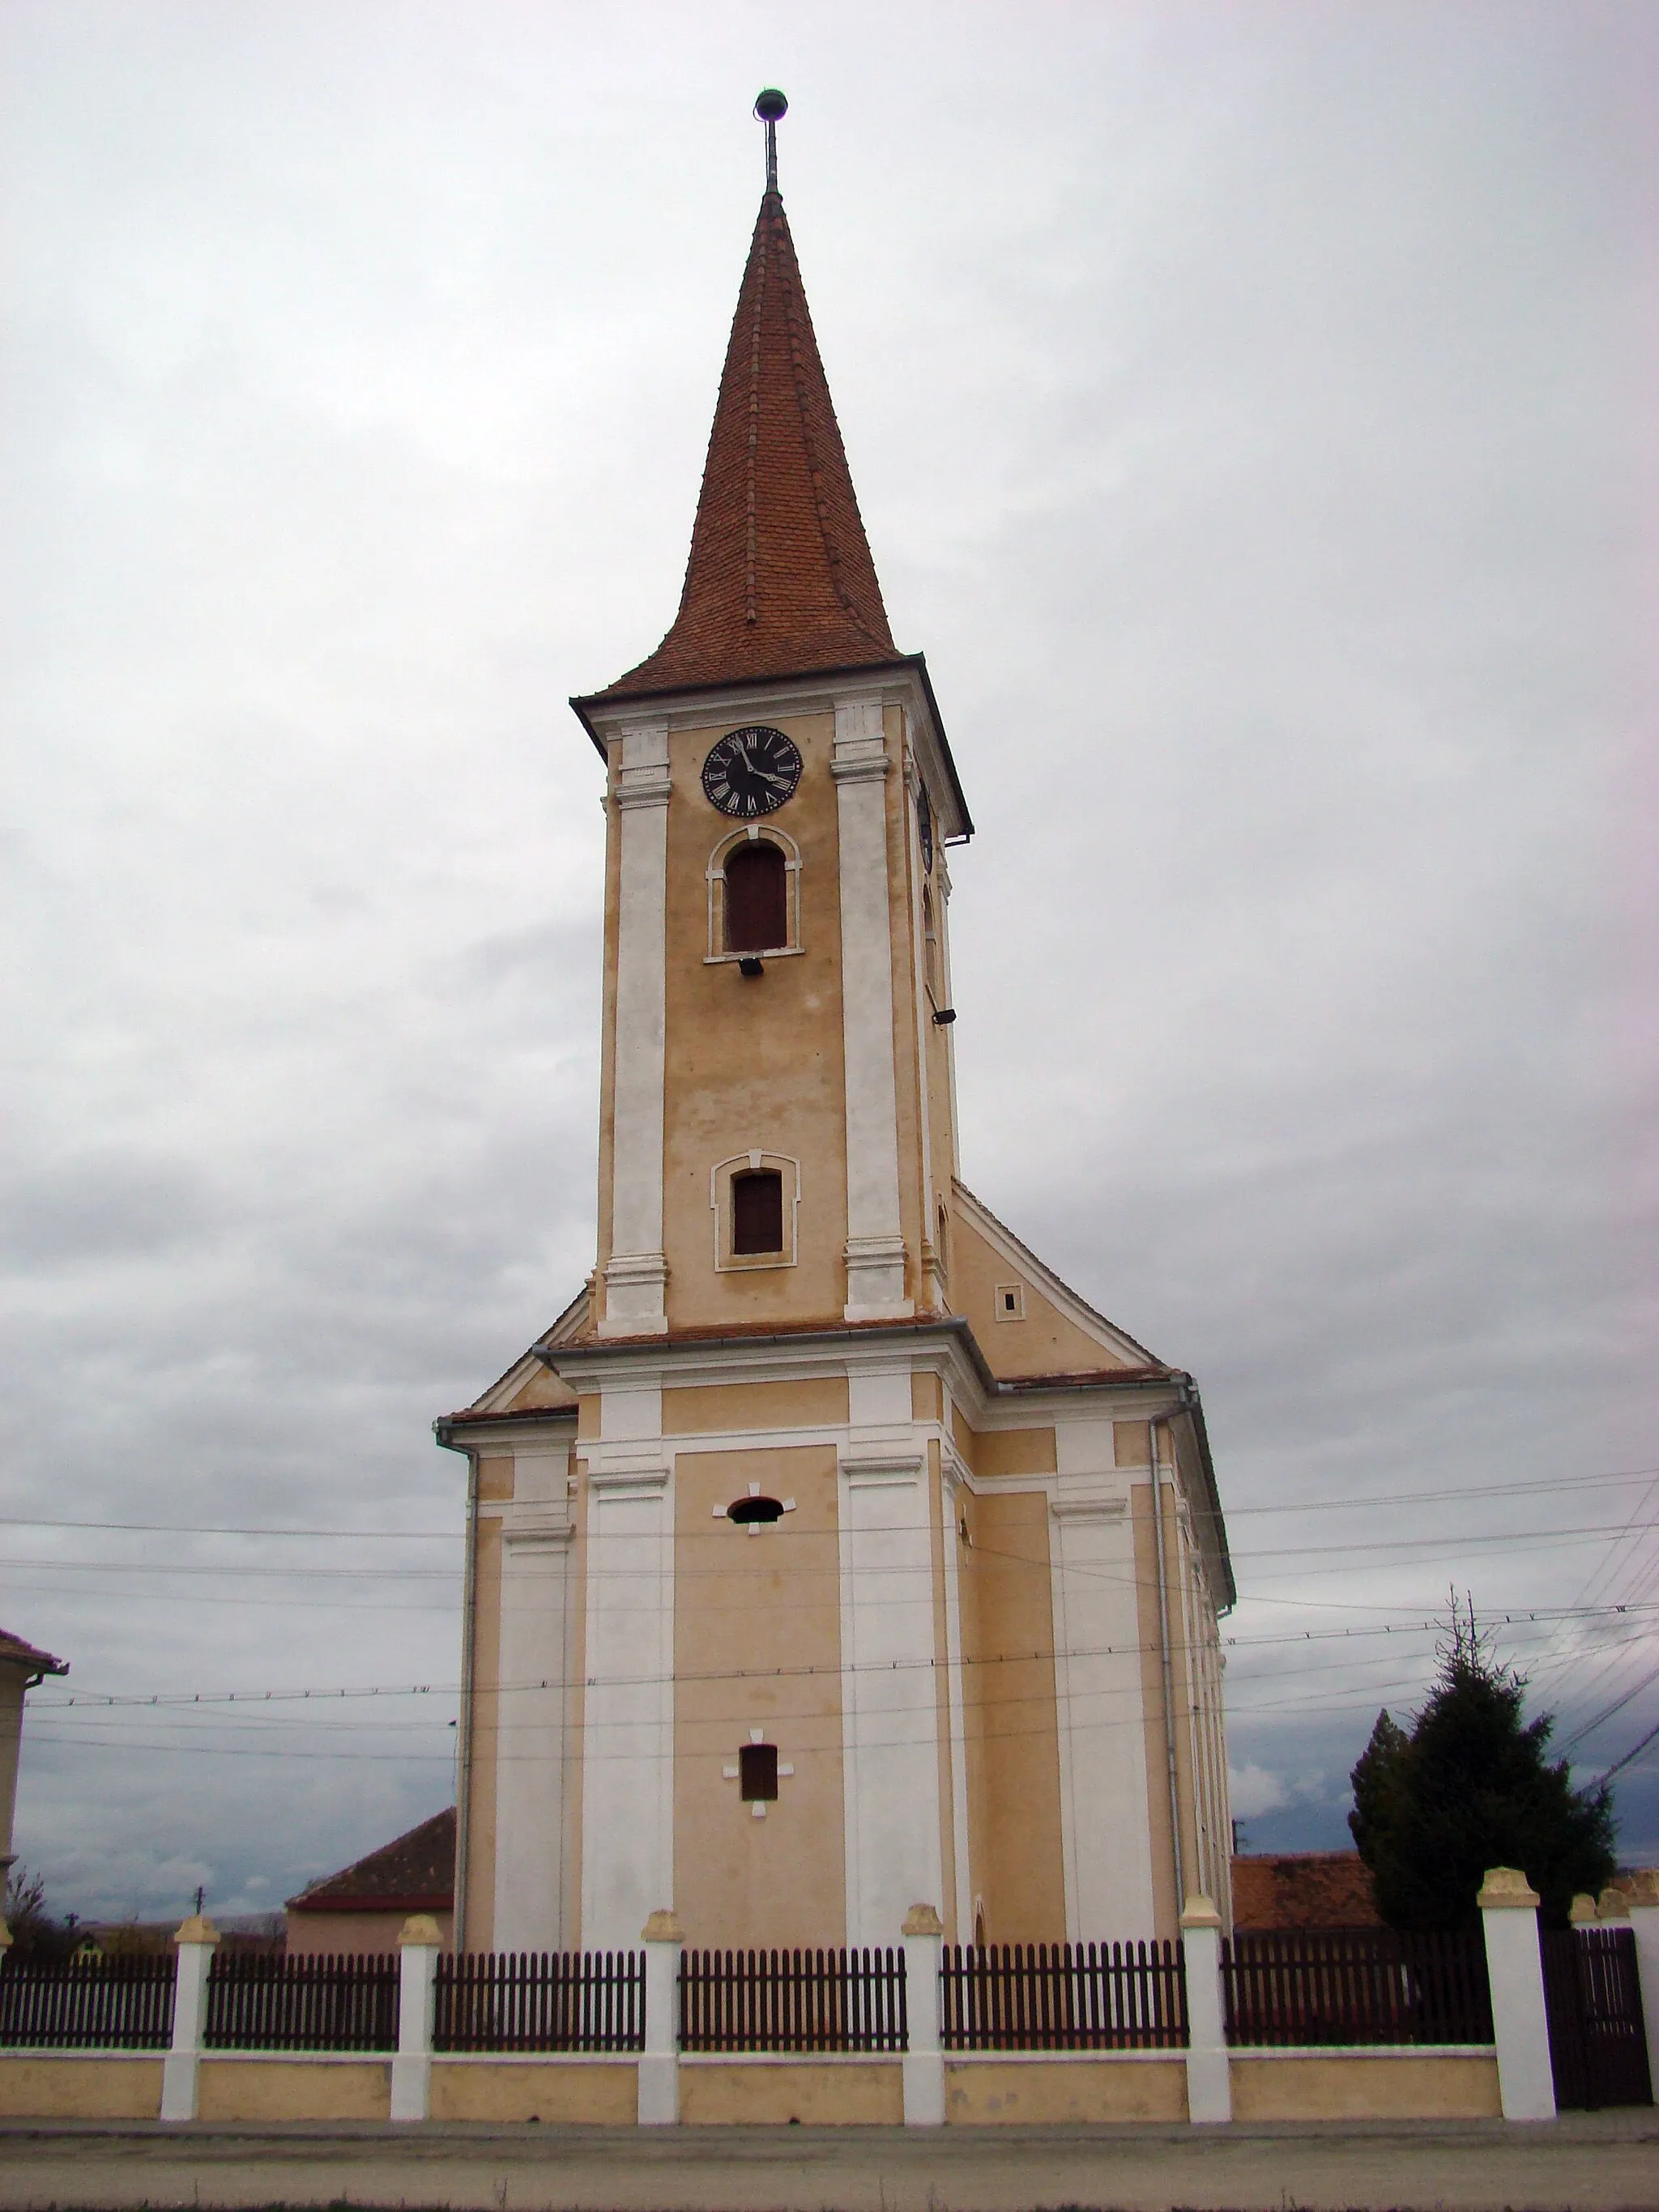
1149,1415,1185,1912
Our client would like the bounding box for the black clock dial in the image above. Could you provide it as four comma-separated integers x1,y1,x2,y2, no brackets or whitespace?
917,784,934,872
702,725,802,818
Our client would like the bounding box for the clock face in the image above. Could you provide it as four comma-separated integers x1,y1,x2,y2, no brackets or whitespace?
917,784,934,872
702,725,802,818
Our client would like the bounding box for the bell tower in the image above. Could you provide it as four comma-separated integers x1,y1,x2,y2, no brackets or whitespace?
572,92,972,1340
444,94,1235,1971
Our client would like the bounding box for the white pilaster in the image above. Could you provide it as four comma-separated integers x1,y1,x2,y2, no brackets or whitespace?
160,1915,218,2123
902,1903,945,2125
601,719,671,1337
840,1363,940,1943
1179,1895,1232,2123
638,1908,682,2125
1478,1866,1556,2121
1049,1422,1157,1943
834,698,911,1321
390,1915,441,2121
580,1382,673,1950
492,1446,574,1953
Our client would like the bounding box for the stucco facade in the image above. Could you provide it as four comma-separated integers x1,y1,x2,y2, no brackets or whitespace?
437,167,1235,1958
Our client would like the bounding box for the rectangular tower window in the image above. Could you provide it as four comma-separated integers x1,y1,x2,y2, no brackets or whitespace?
739,1742,778,1801
731,1168,784,1255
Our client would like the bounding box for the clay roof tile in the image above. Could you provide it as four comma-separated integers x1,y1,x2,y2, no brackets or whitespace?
598,190,901,700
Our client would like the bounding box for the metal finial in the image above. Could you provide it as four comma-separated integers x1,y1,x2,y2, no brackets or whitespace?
754,88,787,193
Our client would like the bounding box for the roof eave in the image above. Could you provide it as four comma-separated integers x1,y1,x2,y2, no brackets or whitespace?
569,650,973,841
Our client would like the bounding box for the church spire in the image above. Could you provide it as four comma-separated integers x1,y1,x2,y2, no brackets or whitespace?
597,91,901,701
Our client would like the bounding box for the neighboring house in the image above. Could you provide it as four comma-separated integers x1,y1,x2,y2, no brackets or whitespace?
1232,1852,1384,1931
284,1808,455,1955
434,133,1236,1961
0,1628,67,1884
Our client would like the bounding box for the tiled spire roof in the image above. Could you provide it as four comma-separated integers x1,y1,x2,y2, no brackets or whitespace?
598,190,901,700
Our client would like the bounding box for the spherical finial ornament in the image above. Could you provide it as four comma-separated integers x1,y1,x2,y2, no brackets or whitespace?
753,88,788,123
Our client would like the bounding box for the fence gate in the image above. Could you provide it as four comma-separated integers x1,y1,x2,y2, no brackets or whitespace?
1541,1928,1652,2110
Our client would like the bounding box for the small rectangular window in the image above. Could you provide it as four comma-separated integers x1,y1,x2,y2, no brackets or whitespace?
994,1282,1025,1321
739,1742,778,1801
732,1169,784,1255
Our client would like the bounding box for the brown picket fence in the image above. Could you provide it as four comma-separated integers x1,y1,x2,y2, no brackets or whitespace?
204,1950,399,2051
0,1954,176,2050
1222,1929,1492,2047
940,1941,1188,2050
435,1950,645,2052
680,1947,907,2052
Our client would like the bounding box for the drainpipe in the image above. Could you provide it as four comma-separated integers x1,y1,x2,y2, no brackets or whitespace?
435,1421,477,1954
1149,1414,1185,1913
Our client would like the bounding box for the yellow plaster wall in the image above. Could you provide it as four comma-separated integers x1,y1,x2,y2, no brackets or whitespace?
912,1370,942,1421
197,2060,390,2122
477,1455,514,1502
680,2059,903,2125
663,1377,849,1435
505,1367,578,1412
1230,2052,1501,2121
960,1490,1065,1941
673,1445,845,1949
944,2057,1186,2124
463,1515,502,1952
949,1413,1057,1479
287,1909,450,1957
429,2061,637,2123
659,710,849,1332
949,1205,1129,1382
0,2056,162,2120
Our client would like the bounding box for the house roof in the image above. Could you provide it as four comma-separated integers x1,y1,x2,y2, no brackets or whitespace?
1231,1852,1384,1932
285,1806,454,1916
589,187,902,702
0,1628,67,1681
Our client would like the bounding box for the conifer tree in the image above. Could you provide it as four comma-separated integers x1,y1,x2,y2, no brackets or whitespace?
1348,1596,1616,1930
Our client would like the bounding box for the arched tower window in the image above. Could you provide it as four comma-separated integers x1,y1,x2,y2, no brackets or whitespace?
922,887,941,999
724,841,787,954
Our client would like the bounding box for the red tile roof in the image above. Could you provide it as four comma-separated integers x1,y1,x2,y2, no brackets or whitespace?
0,1628,67,1680
1231,1852,1384,1931
595,190,902,701
285,1807,454,1916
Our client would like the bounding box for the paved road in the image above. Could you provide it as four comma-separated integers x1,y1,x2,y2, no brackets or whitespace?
1,2115,1656,2211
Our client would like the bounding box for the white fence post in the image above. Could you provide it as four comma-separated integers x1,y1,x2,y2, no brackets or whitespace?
390,1913,441,2121
1180,1895,1231,2124
638,1909,681,2125
160,1914,219,2122
1626,1869,1659,2090
902,1903,945,2125
1478,1866,1555,2120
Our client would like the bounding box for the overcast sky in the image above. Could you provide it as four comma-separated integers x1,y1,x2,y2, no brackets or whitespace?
3,1,1656,1924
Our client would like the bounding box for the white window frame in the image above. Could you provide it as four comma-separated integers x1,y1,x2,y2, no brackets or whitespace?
705,825,804,963
710,1150,802,1272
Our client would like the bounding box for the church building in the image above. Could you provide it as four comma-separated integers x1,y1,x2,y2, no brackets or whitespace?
437,96,1235,1960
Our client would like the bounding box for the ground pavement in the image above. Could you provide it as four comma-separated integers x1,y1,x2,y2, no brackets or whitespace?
0,2114,1656,2212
